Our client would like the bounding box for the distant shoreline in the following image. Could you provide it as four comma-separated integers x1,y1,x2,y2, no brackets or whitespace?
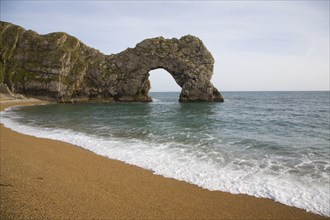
0,99,327,219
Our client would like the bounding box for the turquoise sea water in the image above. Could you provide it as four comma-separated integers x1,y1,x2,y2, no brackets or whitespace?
1,91,329,216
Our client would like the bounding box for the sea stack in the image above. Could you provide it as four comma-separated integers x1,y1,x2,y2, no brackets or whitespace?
0,21,224,102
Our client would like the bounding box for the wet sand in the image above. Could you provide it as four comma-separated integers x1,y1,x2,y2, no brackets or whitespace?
0,100,327,219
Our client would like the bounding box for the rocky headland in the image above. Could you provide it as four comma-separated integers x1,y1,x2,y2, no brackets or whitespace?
0,21,223,102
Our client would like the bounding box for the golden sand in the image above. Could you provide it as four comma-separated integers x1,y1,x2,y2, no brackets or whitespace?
0,100,327,219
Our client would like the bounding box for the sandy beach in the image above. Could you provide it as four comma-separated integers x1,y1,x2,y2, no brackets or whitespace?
0,99,327,219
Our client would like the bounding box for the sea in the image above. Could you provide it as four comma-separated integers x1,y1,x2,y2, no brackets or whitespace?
1,91,329,216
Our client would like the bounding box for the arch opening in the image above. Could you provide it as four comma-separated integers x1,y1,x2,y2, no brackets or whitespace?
148,68,181,92
147,68,181,101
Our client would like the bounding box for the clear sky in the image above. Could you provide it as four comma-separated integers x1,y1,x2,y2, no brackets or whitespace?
1,0,329,91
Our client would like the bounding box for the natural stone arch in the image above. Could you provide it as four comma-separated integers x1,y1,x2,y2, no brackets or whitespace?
109,35,224,102
0,21,224,102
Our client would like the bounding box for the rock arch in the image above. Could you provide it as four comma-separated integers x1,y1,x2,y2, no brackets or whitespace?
108,35,223,102
0,21,224,102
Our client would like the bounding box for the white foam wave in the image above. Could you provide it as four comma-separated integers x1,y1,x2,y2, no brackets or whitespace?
1,109,329,217
152,98,161,102
151,98,175,105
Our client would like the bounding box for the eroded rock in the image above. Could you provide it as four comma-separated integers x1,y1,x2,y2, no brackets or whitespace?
0,21,224,102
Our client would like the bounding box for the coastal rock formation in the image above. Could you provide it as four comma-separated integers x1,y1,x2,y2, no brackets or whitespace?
0,21,224,102
0,83,26,100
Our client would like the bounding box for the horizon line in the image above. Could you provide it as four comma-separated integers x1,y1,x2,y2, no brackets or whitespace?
149,90,330,92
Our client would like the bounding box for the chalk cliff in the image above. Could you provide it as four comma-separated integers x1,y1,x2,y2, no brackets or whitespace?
0,21,223,102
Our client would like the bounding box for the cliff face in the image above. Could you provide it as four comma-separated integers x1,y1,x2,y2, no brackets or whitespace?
0,21,223,102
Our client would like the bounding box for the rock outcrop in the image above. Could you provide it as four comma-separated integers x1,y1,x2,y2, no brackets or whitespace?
0,83,26,100
0,21,224,102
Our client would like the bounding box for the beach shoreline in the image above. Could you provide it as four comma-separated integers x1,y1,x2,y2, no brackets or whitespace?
0,99,327,219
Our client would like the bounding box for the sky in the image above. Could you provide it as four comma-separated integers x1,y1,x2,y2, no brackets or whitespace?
1,0,329,92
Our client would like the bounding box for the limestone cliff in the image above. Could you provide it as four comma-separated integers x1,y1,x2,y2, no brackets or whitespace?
0,21,224,102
